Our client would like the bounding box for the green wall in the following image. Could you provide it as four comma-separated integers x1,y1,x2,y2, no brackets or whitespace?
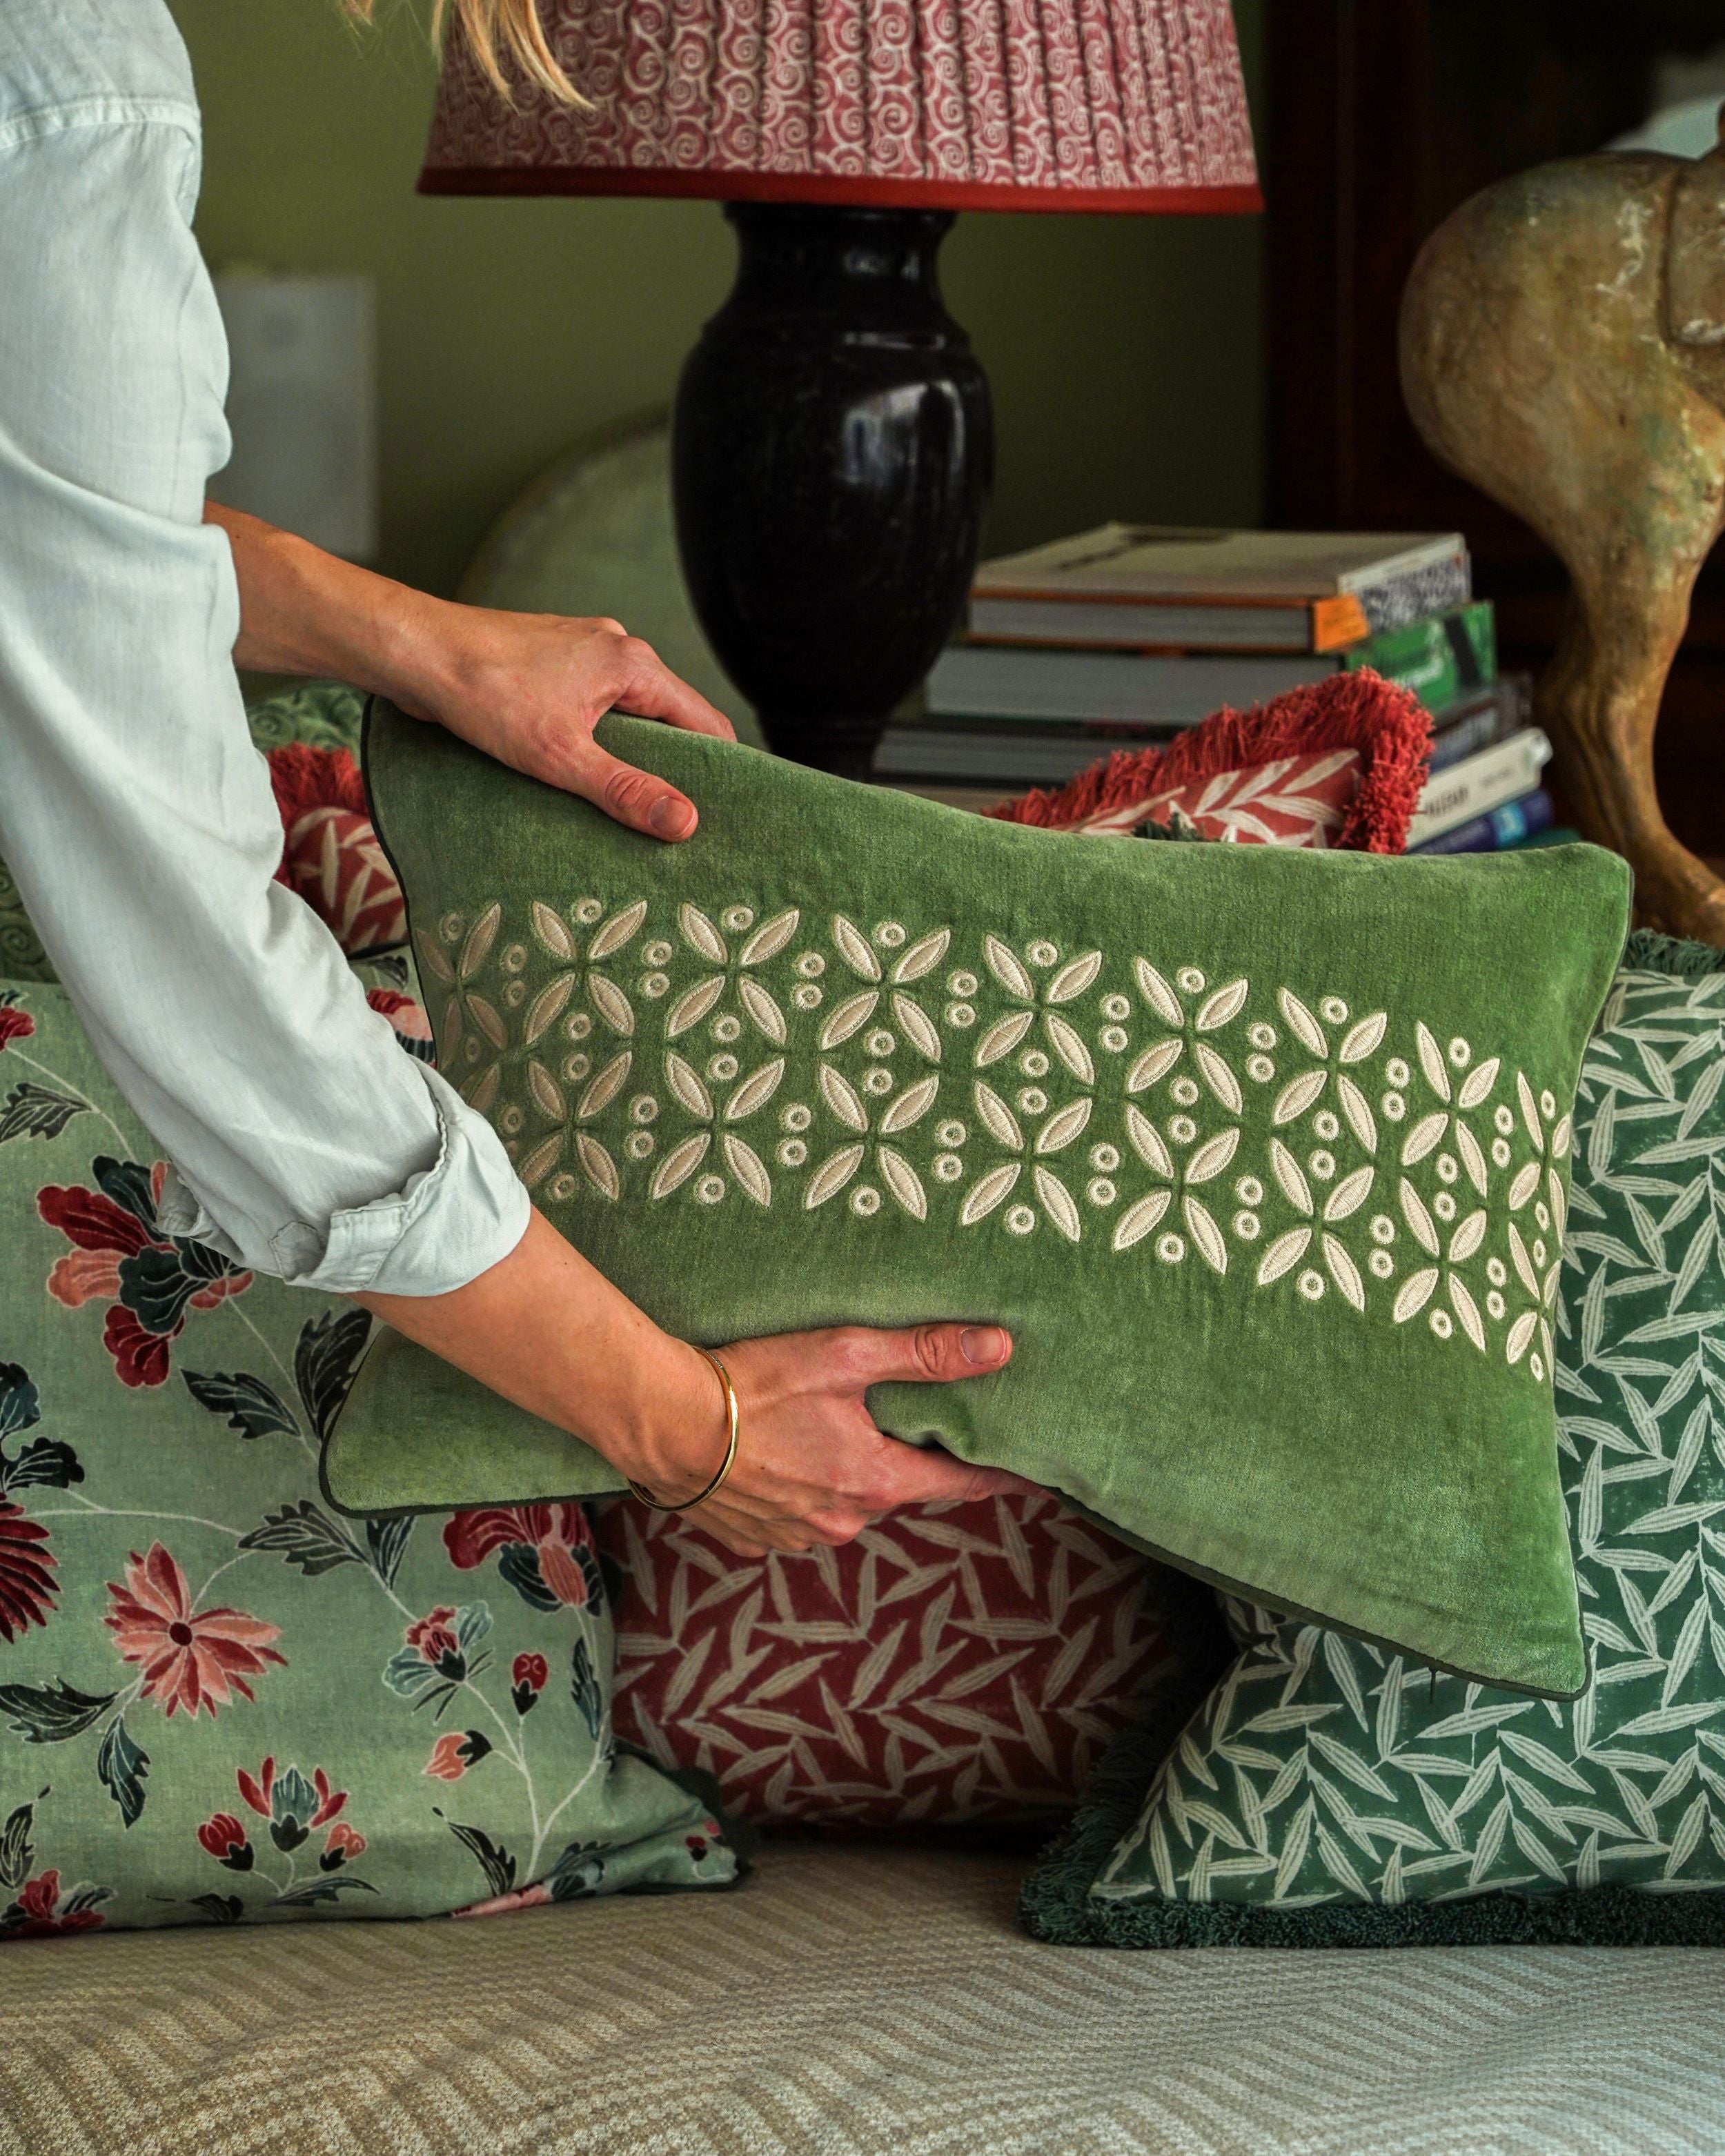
171,0,1265,602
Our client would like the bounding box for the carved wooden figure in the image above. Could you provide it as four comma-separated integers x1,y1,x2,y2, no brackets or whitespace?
1401,116,1725,942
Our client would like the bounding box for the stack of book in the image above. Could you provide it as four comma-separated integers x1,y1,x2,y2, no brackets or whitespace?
876,526,1564,853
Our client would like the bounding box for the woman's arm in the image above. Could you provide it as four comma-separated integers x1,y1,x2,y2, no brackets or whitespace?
0,82,1022,1561
208,521,1033,1556
206,502,733,842
0,110,531,1305
357,1207,1023,1557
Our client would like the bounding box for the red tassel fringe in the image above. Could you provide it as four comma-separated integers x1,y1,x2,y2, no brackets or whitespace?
989,669,1432,854
264,745,368,882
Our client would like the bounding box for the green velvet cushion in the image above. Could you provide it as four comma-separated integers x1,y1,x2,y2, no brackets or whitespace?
1021,935,1725,1946
329,702,1631,1697
0,978,735,1935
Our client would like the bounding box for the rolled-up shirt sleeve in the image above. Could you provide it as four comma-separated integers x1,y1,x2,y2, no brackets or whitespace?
0,99,529,1295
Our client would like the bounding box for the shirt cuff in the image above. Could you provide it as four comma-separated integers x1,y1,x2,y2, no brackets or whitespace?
157,1062,531,1298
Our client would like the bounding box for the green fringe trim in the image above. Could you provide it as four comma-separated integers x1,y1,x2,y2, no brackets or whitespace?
1623,928,1725,978
1019,1707,1725,1947
1018,1596,1228,1944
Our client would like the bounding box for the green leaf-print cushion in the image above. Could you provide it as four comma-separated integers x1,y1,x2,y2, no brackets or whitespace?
1025,936,1725,1945
331,704,1631,1698
0,980,734,1936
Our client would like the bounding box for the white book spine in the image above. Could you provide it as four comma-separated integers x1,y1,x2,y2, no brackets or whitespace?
1406,730,1552,848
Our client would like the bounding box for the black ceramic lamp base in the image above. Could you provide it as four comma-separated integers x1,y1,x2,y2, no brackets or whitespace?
671,203,994,778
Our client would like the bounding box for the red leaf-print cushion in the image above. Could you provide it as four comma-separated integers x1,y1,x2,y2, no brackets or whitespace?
282,808,406,956
597,1492,1174,1828
264,745,406,956
1067,747,1363,844
994,671,1429,853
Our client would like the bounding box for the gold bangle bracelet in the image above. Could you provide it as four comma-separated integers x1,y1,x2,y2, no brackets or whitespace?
628,1346,740,1514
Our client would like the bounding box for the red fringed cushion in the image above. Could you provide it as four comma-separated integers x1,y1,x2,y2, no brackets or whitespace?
600,1492,1175,1828
992,669,1431,851
266,745,408,955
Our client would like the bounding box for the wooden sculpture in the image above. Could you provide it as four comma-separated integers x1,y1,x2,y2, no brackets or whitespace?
1401,117,1725,942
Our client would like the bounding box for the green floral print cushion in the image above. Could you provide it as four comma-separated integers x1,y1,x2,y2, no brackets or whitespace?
1023,936,1725,1946
331,705,1630,1700
0,980,734,1937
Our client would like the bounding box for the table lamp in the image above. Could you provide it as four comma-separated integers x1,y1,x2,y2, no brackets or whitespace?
421,2,1260,773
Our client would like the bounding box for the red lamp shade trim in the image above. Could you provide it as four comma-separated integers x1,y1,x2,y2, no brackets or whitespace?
418,164,1261,214
420,0,1259,215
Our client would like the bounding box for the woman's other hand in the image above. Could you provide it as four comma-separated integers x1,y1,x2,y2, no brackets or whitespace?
632,1323,1034,1557
206,504,734,842
395,605,735,842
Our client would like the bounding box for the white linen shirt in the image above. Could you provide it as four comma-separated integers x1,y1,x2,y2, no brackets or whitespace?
0,0,530,1294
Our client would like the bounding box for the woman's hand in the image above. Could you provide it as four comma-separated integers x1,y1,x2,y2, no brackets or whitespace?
207,504,734,842
390,604,734,843
359,1211,1034,1557
630,1323,1034,1556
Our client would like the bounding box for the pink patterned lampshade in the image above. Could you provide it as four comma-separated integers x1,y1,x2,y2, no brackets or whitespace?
420,1,1260,215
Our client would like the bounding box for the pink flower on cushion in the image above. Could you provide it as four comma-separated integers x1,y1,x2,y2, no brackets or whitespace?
322,1822,366,1868
104,1542,285,1717
425,1729,491,1781
46,1247,124,1310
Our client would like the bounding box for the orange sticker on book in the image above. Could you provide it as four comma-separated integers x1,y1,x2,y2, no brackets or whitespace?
1312,595,1370,652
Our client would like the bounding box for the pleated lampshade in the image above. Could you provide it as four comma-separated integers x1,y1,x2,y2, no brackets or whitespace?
420,0,1260,214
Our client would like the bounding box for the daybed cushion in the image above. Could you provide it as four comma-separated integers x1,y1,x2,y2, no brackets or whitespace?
2,1837,1722,2156
333,704,1630,1697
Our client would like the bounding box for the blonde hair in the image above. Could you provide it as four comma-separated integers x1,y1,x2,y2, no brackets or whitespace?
345,0,580,104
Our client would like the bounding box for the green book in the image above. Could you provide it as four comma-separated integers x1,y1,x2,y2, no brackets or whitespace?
1343,599,1495,711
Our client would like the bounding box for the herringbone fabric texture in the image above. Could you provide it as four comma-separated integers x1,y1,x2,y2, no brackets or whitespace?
2,1841,1722,2155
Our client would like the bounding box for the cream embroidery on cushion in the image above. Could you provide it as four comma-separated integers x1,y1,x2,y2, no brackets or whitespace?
439,902,1575,1376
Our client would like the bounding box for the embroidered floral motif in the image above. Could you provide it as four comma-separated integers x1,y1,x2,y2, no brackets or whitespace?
193,1757,375,1907
1,1864,110,1937
443,898,1577,1378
